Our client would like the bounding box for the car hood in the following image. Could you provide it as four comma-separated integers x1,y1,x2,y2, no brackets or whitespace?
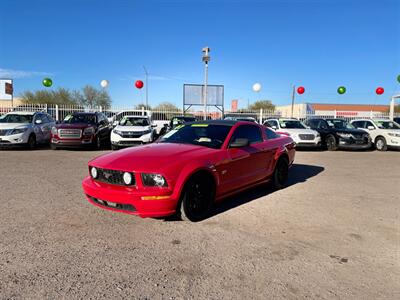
115,125,150,132
56,123,94,129
89,142,217,172
0,123,31,130
281,128,318,135
334,128,368,135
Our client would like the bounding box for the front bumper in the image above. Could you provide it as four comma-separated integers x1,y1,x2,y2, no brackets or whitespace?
292,136,322,148
338,137,371,150
111,131,152,147
51,136,94,147
0,132,30,146
82,176,178,218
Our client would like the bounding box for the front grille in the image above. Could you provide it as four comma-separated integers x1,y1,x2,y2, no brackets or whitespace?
0,129,9,136
118,141,142,145
121,131,144,138
59,129,81,138
87,195,136,212
93,167,136,186
299,134,315,140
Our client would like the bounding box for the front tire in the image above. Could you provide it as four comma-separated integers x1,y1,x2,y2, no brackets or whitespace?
111,144,119,151
27,134,36,150
326,135,338,151
178,174,215,222
375,137,387,151
272,157,289,190
50,143,58,150
93,135,101,150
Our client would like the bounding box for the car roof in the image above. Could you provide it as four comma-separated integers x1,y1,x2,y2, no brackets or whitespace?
188,119,244,126
72,112,98,115
8,111,36,115
123,115,150,118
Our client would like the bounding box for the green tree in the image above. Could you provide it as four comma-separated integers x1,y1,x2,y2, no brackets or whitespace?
134,103,152,110
75,85,111,108
20,88,78,105
153,102,180,111
249,100,275,111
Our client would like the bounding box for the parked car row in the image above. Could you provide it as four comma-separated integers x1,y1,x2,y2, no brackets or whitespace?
1,111,399,151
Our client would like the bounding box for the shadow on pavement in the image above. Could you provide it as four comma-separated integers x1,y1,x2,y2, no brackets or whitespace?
208,163,325,219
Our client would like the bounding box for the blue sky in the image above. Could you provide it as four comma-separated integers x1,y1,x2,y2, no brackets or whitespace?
0,0,399,108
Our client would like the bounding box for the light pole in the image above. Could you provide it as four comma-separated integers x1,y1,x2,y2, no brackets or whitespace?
291,84,296,118
143,66,149,109
390,94,400,120
202,47,210,120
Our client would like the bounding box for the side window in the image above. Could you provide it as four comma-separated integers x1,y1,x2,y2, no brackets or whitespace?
307,119,319,129
352,121,364,128
46,114,54,123
230,125,263,145
101,113,109,124
319,120,328,129
365,121,375,129
265,128,279,140
265,120,278,128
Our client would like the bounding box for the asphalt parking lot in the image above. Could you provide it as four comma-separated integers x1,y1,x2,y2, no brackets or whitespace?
0,149,399,299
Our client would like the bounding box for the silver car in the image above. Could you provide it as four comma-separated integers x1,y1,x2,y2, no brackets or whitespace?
0,111,55,149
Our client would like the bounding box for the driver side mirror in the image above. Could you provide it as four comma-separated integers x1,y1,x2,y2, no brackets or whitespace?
272,125,277,130
230,138,250,148
35,119,42,125
367,126,375,130
113,120,118,127
151,124,157,128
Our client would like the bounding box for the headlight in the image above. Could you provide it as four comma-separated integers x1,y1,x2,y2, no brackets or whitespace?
113,129,123,136
315,133,320,137
388,133,400,137
142,129,152,135
7,127,28,135
51,127,58,135
141,173,168,187
83,127,95,135
90,167,98,179
337,133,352,138
123,172,133,185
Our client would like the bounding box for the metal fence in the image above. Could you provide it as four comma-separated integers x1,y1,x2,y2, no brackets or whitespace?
0,103,397,124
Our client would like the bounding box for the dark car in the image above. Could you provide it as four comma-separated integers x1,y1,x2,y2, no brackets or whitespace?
394,117,400,124
304,118,371,151
158,116,198,136
51,112,112,149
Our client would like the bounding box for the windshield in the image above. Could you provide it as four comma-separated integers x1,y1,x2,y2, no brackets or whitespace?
0,114,33,123
326,119,355,129
279,120,306,129
375,120,400,129
159,124,232,149
120,117,150,126
63,114,96,124
171,117,196,127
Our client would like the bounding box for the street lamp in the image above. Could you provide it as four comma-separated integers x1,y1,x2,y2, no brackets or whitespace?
202,47,210,120
143,66,149,109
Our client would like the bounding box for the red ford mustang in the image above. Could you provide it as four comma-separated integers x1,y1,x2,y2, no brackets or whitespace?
82,120,295,221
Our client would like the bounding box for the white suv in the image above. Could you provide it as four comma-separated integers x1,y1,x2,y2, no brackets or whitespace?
264,118,321,148
0,111,55,149
110,115,156,150
350,119,400,151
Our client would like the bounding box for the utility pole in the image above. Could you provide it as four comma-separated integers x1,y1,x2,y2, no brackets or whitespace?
143,66,149,109
202,47,210,120
291,84,296,118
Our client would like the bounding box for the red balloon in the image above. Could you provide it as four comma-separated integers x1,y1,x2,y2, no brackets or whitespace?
135,80,144,89
297,86,305,94
375,87,384,95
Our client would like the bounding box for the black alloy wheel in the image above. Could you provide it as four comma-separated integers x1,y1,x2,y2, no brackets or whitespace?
179,174,215,222
273,157,289,190
27,134,36,149
326,135,338,151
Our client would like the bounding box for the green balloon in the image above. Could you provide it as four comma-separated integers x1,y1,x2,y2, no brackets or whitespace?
42,78,53,87
337,86,346,94
397,75,400,83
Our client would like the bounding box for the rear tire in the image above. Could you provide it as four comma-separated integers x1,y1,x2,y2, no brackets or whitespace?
326,135,338,151
27,134,36,150
178,174,215,222
50,143,58,150
375,137,387,151
272,157,289,190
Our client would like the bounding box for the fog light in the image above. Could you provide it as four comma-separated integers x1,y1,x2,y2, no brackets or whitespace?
90,167,98,179
123,172,133,185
